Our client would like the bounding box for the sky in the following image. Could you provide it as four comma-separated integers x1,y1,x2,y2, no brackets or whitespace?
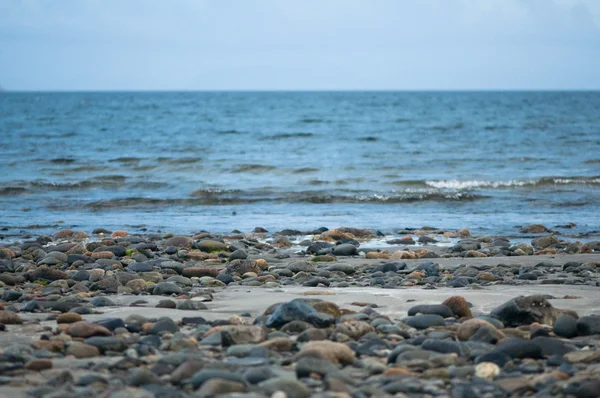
1,0,600,91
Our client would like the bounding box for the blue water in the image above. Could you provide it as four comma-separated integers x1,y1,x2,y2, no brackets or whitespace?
1,91,599,236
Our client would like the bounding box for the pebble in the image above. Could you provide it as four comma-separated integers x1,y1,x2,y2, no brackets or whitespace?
0,226,597,397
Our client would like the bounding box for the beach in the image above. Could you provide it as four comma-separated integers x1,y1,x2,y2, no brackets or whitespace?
1,225,599,397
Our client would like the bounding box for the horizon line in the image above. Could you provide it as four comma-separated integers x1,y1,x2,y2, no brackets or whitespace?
2,88,600,93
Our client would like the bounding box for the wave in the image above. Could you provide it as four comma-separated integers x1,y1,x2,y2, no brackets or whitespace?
67,190,488,210
231,164,278,173
424,177,600,190
264,132,314,140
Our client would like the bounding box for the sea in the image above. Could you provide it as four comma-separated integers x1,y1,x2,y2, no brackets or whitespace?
1,91,599,239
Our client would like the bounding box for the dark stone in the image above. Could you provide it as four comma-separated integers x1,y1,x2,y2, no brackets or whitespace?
531,336,575,357
90,296,115,307
95,318,125,331
306,242,333,255
493,338,542,359
128,262,155,272
475,351,512,367
448,276,477,288
149,317,179,335
189,369,246,389
2,290,22,302
490,295,560,327
373,262,407,273
152,282,183,296
84,337,127,353
416,262,440,276
407,304,453,318
72,270,91,281
266,299,335,328
402,314,445,330
155,299,176,309
421,339,465,355
295,356,339,378
576,315,600,336
332,243,359,256
20,300,42,312
216,273,234,285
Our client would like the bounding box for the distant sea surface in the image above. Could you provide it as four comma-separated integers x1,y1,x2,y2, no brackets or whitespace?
1,91,599,237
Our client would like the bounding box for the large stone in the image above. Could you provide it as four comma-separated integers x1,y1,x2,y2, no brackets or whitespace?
152,282,183,295
492,338,542,359
408,304,453,318
29,265,68,281
577,315,600,336
164,236,194,249
490,295,566,327
197,240,228,252
220,325,268,347
0,311,22,324
83,336,127,353
553,314,579,338
67,321,111,338
296,341,356,365
332,244,359,256
258,377,311,398
457,318,504,341
531,235,559,249
402,314,445,329
225,260,259,275
265,299,334,329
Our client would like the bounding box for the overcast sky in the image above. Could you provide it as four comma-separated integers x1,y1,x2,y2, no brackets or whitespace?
1,0,599,90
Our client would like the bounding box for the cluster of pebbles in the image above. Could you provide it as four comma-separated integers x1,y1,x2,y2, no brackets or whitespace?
0,225,599,397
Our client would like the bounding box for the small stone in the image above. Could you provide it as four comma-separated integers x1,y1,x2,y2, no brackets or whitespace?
475,362,500,379
258,377,311,398
196,378,247,396
57,312,83,324
177,300,208,311
25,358,53,371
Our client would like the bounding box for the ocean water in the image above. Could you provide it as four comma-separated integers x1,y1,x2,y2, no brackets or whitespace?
1,91,599,237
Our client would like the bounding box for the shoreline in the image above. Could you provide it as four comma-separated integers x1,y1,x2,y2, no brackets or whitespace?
1,225,599,397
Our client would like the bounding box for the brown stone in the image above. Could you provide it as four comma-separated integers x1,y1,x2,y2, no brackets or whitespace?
164,235,194,249
196,378,247,396
383,367,415,377
0,310,22,324
25,359,53,371
67,342,100,358
111,230,129,238
296,341,356,365
91,251,114,260
56,312,83,324
442,296,472,318
67,321,111,338
259,337,294,352
34,340,65,353
457,319,504,341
